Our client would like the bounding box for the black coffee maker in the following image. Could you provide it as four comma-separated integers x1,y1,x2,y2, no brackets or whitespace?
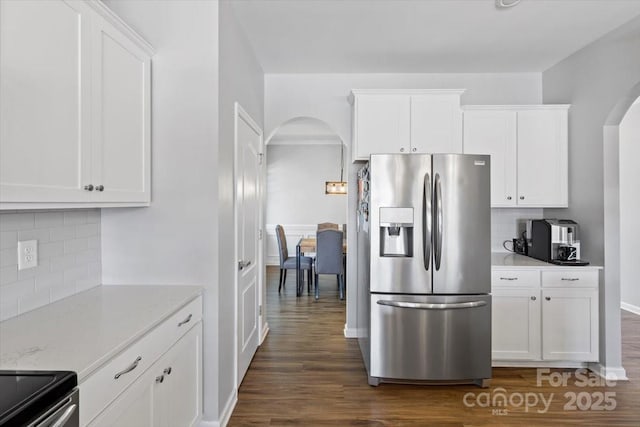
528,219,589,266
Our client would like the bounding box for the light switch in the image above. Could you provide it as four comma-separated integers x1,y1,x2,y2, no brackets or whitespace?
18,240,38,270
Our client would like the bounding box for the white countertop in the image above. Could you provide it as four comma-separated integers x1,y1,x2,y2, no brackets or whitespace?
492,252,602,270
0,285,202,382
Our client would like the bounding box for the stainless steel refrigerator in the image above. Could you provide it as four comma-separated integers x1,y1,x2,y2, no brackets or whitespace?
356,153,491,387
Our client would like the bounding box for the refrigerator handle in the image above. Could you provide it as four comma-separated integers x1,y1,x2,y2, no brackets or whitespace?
434,173,443,270
377,300,487,310
423,172,431,270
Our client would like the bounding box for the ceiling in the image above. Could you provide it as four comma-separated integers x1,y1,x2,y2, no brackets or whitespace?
231,0,640,73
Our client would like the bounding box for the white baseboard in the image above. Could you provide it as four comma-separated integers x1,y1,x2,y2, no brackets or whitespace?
588,363,628,381
219,389,238,427
621,301,640,316
492,361,589,369
344,325,365,338
260,322,270,344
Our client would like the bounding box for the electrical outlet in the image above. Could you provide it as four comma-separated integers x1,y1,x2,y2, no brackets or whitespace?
18,240,38,270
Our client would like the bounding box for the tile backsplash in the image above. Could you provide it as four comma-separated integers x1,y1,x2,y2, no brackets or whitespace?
0,210,101,321
491,208,543,252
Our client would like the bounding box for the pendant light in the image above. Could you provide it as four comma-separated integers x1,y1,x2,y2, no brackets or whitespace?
325,144,347,195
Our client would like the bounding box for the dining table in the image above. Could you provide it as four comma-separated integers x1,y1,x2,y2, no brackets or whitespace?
296,236,347,296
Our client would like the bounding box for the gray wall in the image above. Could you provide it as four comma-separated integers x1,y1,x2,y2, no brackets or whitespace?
219,0,265,416
542,15,640,374
100,0,221,422
0,210,101,321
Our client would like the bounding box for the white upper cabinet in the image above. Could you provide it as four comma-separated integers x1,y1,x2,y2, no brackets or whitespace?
351,89,464,162
0,0,153,209
463,105,569,208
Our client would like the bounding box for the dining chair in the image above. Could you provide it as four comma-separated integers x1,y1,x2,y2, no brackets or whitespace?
314,229,345,300
317,222,339,231
275,225,313,293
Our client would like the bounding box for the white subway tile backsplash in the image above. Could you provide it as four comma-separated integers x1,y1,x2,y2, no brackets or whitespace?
0,266,17,286
40,241,64,258
0,209,101,321
64,238,88,254
0,213,35,231
18,288,51,314
0,248,18,268
0,231,17,250
491,208,543,252
34,212,64,229
50,226,76,242
64,211,88,225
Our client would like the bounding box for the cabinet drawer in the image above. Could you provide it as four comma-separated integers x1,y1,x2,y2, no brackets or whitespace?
80,295,202,425
541,270,598,288
492,270,540,287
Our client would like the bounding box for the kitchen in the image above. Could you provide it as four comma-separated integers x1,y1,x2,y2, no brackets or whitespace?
1,0,640,426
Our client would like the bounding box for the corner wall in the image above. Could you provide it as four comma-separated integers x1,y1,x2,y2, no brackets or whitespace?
542,15,640,374
100,0,221,421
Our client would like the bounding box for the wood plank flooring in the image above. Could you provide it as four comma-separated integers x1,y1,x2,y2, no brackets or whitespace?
229,267,640,426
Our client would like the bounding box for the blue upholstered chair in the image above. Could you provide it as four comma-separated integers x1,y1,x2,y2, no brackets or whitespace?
314,229,345,300
275,225,313,293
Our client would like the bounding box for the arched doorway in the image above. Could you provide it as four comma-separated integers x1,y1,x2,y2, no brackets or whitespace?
264,116,348,297
602,81,640,380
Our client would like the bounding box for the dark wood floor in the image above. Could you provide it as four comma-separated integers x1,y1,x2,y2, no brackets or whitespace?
229,266,640,426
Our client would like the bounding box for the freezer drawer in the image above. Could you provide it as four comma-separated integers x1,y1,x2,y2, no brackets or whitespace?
370,293,491,383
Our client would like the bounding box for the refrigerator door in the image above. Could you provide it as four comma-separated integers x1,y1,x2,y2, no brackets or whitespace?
369,154,432,294
369,293,492,382
432,154,491,294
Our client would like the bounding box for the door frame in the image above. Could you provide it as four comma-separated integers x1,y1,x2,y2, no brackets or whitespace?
233,102,267,391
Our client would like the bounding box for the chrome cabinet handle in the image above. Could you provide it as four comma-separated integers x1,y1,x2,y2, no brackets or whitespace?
561,278,579,281
520,196,525,200
96,185,104,192
238,260,252,270
156,375,164,383
412,147,417,152
531,296,537,301
178,313,192,327
51,404,78,427
84,184,94,191
545,296,551,301
500,277,518,281
507,196,512,200
164,367,172,375
114,356,142,379
399,147,405,152
377,300,487,310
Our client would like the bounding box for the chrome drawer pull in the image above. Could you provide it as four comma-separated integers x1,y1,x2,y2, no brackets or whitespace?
561,278,579,281
500,277,518,281
156,375,164,383
164,367,172,375
114,356,142,379
178,313,192,327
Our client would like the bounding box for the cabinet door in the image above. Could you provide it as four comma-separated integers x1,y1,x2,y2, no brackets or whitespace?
463,110,517,206
492,288,541,360
354,95,410,160
411,95,462,154
88,370,158,427
91,15,151,203
542,288,598,361
157,323,202,427
516,109,568,207
0,0,92,202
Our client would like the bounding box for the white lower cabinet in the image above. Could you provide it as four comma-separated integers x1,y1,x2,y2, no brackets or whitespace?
89,323,202,427
491,267,599,365
492,288,541,360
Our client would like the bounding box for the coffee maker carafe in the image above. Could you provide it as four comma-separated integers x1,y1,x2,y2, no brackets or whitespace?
528,219,589,266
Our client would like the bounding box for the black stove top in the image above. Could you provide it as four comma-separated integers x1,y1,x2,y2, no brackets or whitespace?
0,371,77,426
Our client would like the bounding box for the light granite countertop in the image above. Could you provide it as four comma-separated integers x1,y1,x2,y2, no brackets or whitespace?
0,285,202,381
492,252,602,270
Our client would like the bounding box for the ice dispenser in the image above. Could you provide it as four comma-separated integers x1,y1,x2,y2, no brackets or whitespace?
379,207,413,257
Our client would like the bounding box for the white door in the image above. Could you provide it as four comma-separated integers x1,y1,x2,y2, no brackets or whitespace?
463,110,517,206
0,0,92,202
235,104,263,384
91,14,151,203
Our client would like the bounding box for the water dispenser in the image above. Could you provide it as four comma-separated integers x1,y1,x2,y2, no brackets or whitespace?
379,207,413,257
